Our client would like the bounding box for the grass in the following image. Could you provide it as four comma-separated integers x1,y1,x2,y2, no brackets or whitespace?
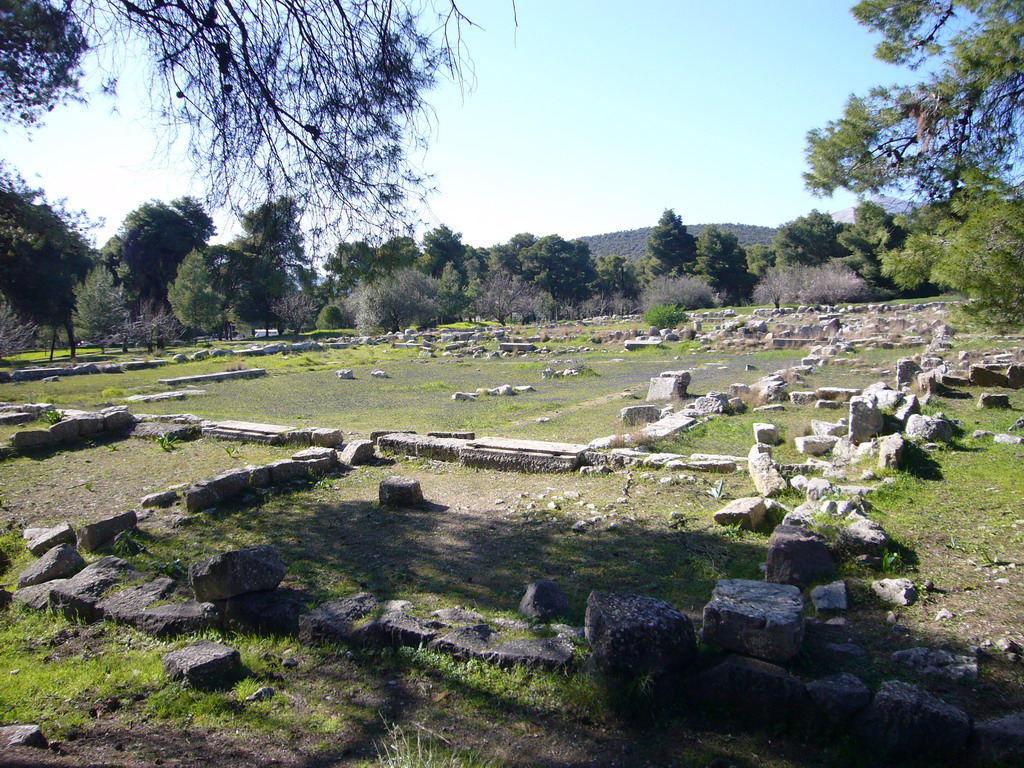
1,311,1023,766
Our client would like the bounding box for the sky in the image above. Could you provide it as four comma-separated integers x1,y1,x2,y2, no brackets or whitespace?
0,0,919,251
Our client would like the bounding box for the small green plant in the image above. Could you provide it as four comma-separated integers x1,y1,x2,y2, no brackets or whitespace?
41,409,64,425
155,434,179,452
107,444,119,452
84,481,94,492
232,677,263,701
705,479,726,499
642,304,687,329
224,445,241,459
101,387,127,399
0,490,7,507
375,722,500,768
881,550,906,575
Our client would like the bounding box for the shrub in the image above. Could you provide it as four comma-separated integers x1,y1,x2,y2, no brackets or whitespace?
316,304,347,330
643,304,687,329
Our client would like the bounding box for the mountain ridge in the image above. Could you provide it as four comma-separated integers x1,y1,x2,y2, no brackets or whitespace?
579,222,778,261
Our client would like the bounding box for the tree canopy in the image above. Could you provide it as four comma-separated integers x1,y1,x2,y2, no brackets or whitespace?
0,0,472,234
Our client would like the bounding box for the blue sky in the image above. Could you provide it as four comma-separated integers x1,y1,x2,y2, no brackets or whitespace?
1,0,916,250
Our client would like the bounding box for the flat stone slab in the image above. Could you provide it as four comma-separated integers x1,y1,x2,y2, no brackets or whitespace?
49,556,144,621
129,422,201,441
163,640,243,688
487,638,575,670
701,579,805,663
299,593,378,645
125,389,206,402
466,436,588,457
158,369,266,386
624,339,664,350
26,523,76,556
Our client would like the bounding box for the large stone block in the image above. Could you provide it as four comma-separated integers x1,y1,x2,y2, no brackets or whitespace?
969,364,1010,387
646,371,690,401
339,439,375,465
687,655,807,723
379,476,424,506
765,525,836,588
584,591,698,679
748,446,787,497
219,588,307,635
620,405,661,426
26,522,76,556
712,497,766,531
189,545,286,602
17,544,84,588
49,556,143,621
298,593,378,645
848,396,883,444
852,680,969,755
701,579,805,663
163,640,243,688
78,511,137,551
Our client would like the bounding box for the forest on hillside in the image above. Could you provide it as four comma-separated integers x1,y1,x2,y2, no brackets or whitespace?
581,223,778,260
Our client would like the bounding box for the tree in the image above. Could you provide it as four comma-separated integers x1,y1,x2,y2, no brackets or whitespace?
168,251,225,336
272,291,316,336
435,262,470,323
487,233,537,276
74,267,129,352
745,243,776,278
837,200,908,287
752,268,792,309
805,1,1024,202
640,275,716,312
0,296,37,361
0,0,473,234
418,224,466,278
475,270,538,325
695,224,754,302
594,253,639,300
797,263,872,305
637,209,697,282
105,197,215,311
0,0,87,127
518,235,597,305
0,164,92,357
771,211,849,268
234,197,306,273
316,304,348,330
352,269,437,332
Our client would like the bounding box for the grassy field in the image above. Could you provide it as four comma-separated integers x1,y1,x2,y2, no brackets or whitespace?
1,322,1022,767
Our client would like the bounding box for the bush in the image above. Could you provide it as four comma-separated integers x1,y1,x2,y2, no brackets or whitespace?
316,304,347,330
643,304,687,328
641,275,716,311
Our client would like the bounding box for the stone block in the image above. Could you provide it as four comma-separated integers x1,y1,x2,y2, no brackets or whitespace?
852,680,969,755
701,579,805,663
585,591,697,678
969,365,1010,387
189,545,286,602
849,396,883,444
752,423,779,445
78,511,137,551
795,435,839,456
872,578,918,606
163,640,243,688
17,544,84,588
0,724,48,749
687,655,807,723
519,580,570,620
712,497,766,531
646,371,690,401
487,638,574,670
765,525,836,588
978,392,1011,409
26,522,76,556
379,476,423,506
620,404,661,426
298,593,378,645
219,588,307,635
339,439,375,465
49,556,143,622
806,673,870,723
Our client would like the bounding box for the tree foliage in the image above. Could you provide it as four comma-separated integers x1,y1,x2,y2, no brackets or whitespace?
352,268,437,332
772,210,849,268
0,295,37,360
0,0,473,234
640,275,716,312
74,267,129,350
474,269,538,325
806,0,1024,200
168,251,224,335
637,209,697,282
695,224,754,301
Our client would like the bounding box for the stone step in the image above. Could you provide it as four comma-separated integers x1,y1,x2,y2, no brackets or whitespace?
158,369,266,386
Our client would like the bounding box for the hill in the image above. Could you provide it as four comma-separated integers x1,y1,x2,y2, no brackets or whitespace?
580,222,777,260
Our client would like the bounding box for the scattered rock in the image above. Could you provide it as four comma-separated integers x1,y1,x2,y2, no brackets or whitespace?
519,580,570,620
0,724,48,749
162,639,244,688
339,439,375,465
806,673,871,723
810,581,848,611
852,680,970,755
77,510,138,552
890,646,978,680
978,392,1011,409
712,497,766,531
379,476,423,507
25,522,76,556
872,578,918,606
189,546,286,602
687,655,807,723
765,525,836,589
17,544,85,588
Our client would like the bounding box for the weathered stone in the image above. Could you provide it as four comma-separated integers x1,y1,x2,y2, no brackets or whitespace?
849,396,884,444
101,405,134,431
487,637,575,670
620,404,661,426
995,432,1024,444
810,580,848,611
1008,364,1024,389
429,624,497,660
141,489,180,508
877,433,905,470
789,391,817,405
872,578,918,606
432,606,485,624
969,364,1010,387
816,387,860,402
811,419,846,437
12,580,67,610
351,610,442,647
891,646,978,680
905,414,955,443
17,544,85,588
335,369,354,379
752,423,779,444
78,510,138,551
189,545,286,602
748,446,787,497
795,435,840,456
298,593,378,645
852,680,969,755
266,459,309,484
765,525,836,588
338,439,375,465
978,392,1011,409
519,580,570,620
379,476,423,506
806,673,871,723
219,588,307,635
972,711,1024,763
839,518,893,556
584,591,698,678
687,655,807,723
97,577,175,622
646,371,690,401
163,640,243,688
692,392,730,415
11,429,57,449
127,601,221,637
0,724,48,749
712,497,766,531
26,522,76,556
49,556,143,621
701,579,805,663
895,358,923,390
